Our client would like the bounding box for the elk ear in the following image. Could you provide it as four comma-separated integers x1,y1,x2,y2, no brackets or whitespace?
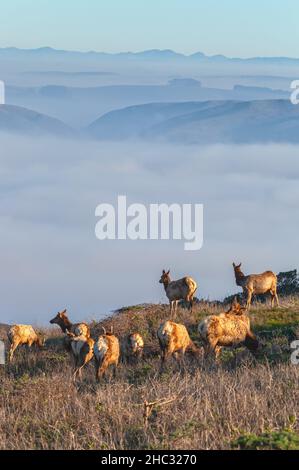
238,263,242,268
62,309,67,314
233,262,236,268
167,270,170,275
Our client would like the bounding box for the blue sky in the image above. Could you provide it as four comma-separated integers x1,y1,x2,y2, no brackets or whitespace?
0,0,298,57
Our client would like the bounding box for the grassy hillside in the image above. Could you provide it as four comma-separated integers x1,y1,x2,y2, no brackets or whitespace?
0,299,298,450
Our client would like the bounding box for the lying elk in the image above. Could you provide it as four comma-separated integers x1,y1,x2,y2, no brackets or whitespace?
233,263,279,309
66,331,94,380
159,270,197,318
198,299,259,361
121,333,144,363
7,325,45,362
94,327,120,382
50,309,90,338
157,320,200,369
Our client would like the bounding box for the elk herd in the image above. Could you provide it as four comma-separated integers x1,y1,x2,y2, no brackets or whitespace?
6,263,280,380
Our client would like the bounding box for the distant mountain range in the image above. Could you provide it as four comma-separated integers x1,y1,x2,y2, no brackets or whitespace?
87,99,299,144
1,46,299,64
0,104,74,137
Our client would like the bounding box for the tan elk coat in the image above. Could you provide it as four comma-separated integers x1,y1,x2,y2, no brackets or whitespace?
198,301,258,360
233,263,279,309
121,333,144,363
7,325,44,361
157,320,199,367
94,333,120,381
159,270,197,317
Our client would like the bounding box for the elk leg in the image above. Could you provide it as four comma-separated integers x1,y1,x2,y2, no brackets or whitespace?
172,301,177,318
271,289,279,307
275,292,280,307
9,341,20,362
174,300,179,318
173,351,181,370
75,351,91,380
95,360,106,382
214,346,222,362
98,357,111,380
270,291,275,308
95,361,100,382
203,345,210,360
246,290,253,309
207,337,221,363
180,348,187,369
169,301,173,318
112,360,118,378
160,349,170,371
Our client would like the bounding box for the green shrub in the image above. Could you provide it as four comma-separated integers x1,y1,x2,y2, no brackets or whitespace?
231,429,299,450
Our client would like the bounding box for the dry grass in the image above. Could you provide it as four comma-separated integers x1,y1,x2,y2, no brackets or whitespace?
0,298,298,450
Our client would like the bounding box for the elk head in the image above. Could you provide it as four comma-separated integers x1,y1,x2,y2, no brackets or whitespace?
159,269,171,286
228,297,247,316
232,262,245,283
49,309,70,332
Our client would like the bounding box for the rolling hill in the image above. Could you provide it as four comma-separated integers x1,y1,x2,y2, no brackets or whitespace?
0,104,74,137
87,99,299,144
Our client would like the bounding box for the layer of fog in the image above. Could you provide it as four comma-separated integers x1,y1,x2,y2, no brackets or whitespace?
0,135,298,324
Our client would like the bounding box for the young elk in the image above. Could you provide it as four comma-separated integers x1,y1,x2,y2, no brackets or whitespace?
7,325,45,362
50,309,90,338
66,331,95,380
121,333,144,363
198,299,259,362
233,263,279,309
157,320,200,370
159,270,197,318
94,328,120,382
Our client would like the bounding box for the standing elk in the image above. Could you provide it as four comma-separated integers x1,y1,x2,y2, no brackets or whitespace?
50,309,90,338
94,328,120,382
7,325,45,362
198,299,259,361
159,270,197,318
233,263,279,309
66,331,95,380
157,320,200,370
121,333,144,363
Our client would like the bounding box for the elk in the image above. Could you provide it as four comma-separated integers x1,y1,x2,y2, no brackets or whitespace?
94,328,120,381
121,333,144,363
198,299,259,361
157,320,200,369
7,325,45,362
50,309,90,338
233,263,279,309
66,331,95,380
159,270,197,318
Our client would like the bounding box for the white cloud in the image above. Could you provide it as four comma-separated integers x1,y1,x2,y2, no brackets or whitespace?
0,135,298,324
